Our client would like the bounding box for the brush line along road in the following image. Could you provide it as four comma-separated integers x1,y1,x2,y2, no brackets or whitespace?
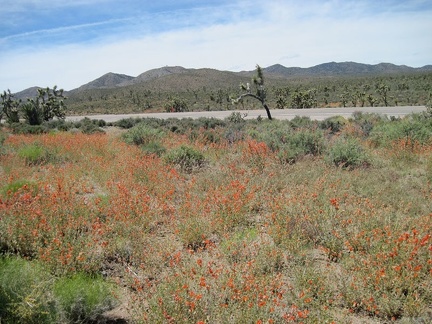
66,106,427,123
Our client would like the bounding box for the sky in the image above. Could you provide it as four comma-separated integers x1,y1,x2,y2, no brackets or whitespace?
1,0,431,92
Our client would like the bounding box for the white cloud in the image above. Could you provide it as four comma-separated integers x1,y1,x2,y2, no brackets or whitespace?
1,0,431,92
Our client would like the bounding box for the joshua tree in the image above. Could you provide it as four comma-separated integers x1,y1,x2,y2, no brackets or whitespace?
0,90,20,123
376,83,390,107
233,65,272,120
164,97,188,112
22,86,66,125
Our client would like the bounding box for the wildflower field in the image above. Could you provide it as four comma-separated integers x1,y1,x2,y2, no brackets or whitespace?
0,111,431,323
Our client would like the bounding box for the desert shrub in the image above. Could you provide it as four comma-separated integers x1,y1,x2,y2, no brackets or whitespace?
199,129,222,144
141,141,166,156
0,257,56,323
114,117,144,129
2,179,38,198
44,119,76,131
223,124,246,144
350,111,388,136
0,129,5,144
416,105,432,119
369,117,432,147
289,115,317,129
0,130,6,155
278,128,325,164
163,145,206,172
95,119,106,127
9,123,48,134
225,111,247,124
122,123,165,146
288,128,324,156
17,143,56,165
247,120,324,163
248,120,290,151
162,118,220,134
277,146,301,165
195,117,226,129
53,273,117,323
139,117,169,129
325,137,370,169
427,156,432,183
319,115,347,134
79,118,105,134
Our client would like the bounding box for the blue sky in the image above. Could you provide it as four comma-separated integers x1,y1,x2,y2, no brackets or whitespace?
1,0,431,92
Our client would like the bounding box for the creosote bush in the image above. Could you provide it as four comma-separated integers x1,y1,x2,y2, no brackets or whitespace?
54,273,117,323
163,144,206,172
122,122,165,146
0,257,55,324
0,257,117,323
326,136,370,169
17,143,56,165
369,117,432,147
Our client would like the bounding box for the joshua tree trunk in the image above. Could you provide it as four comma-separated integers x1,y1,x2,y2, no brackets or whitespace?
236,93,272,120
234,65,273,120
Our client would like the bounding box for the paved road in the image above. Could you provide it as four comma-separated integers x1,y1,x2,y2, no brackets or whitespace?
66,106,427,123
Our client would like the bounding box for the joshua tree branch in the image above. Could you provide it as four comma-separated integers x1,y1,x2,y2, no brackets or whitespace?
235,93,272,120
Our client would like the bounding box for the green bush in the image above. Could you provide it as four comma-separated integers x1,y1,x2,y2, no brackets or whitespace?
320,116,347,134
122,123,165,146
0,257,118,323
369,117,432,147
223,126,245,144
326,137,370,169
247,120,324,163
350,111,387,137
18,144,53,165
78,118,105,134
247,120,290,151
2,179,38,198
54,273,117,323
10,123,48,134
0,257,56,324
289,116,317,129
225,111,246,124
115,117,144,129
195,117,226,129
163,145,206,172
0,129,5,144
44,119,76,131
288,128,324,156
278,128,325,164
0,130,6,155
141,141,166,156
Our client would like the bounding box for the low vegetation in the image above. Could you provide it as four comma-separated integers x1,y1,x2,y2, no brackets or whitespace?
0,109,431,322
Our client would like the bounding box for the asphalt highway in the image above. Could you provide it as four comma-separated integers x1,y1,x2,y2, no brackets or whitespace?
66,106,427,123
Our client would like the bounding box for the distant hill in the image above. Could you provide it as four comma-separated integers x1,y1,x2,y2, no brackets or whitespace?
12,61,432,102
132,66,189,84
75,72,134,91
261,62,432,78
13,86,42,100
68,61,431,93
129,68,247,92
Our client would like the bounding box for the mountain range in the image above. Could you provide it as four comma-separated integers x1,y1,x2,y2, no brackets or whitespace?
13,61,432,99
